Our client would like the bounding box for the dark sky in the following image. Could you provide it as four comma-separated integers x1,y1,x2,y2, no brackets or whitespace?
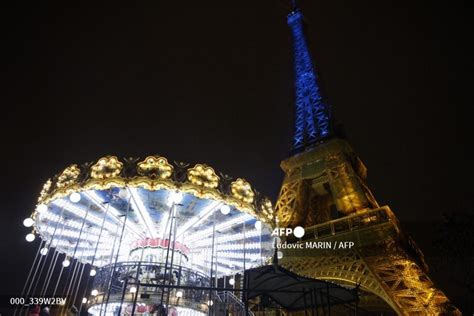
0,0,472,309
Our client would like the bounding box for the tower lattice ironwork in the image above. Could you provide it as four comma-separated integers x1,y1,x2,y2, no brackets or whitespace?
288,10,332,151
275,7,460,315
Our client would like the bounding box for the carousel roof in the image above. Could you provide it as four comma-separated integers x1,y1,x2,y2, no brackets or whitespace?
35,155,274,221
27,155,275,274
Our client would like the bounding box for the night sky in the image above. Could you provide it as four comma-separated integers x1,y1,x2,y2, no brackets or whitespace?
1,0,472,312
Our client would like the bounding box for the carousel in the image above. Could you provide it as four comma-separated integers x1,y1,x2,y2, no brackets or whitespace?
19,155,275,315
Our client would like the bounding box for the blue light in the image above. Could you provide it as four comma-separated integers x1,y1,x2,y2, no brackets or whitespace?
288,10,332,150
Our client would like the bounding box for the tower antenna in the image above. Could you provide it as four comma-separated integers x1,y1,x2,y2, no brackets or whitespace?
291,0,298,11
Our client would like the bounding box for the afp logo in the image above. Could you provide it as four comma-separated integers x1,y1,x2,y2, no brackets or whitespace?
271,226,305,238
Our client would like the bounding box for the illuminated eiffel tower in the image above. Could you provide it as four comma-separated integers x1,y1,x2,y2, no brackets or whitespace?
275,6,460,315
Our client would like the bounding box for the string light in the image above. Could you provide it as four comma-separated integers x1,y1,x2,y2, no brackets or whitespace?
220,205,230,215
23,218,34,227
29,186,272,277
25,233,35,242
36,204,48,213
169,191,183,204
69,192,81,203
62,258,71,267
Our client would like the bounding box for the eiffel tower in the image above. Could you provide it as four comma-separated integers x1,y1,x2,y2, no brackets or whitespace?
275,7,460,315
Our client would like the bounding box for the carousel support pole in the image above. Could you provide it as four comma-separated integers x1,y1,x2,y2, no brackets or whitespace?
32,205,65,301
259,229,263,266
244,271,249,316
45,221,68,303
77,265,93,315
15,239,43,316
51,253,67,297
78,199,111,315
243,221,246,272
311,289,318,316
166,203,180,308
62,199,93,314
177,265,182,286
68,249,87,311
24,240,46,300
104,196,131,313
62,258,81,314
215,232,219,289
70,238,90,307
117,277,128,316
131,261,142,316
29,240,49,298
177,234,185,287
99,213,122,316
35,207,64,302
161,203,175,305
209,211,217,316
40,249,60,297
71,259,86,311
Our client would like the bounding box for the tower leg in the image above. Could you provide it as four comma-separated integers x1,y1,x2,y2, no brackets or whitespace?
281,248,460,315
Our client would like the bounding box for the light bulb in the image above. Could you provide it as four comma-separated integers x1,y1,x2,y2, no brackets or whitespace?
23,218,35,227
130,286,137,293
229,278,235,286
62,258,71,267
118,189,129,200
207,300,214,306
220,205,231,215
170,191,183,204
91,289,98,296
82,297,87,304
90,268,97,276
176,290,183,298
277,251,284,259
40,247,48,256
254,220,262,230
25,233,35,242
36,204,48,213
69,192,81,203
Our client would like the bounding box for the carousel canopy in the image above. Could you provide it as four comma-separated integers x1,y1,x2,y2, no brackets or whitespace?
28,155,275,275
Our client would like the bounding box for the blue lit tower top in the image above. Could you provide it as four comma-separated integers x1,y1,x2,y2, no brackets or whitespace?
288,8,333,151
